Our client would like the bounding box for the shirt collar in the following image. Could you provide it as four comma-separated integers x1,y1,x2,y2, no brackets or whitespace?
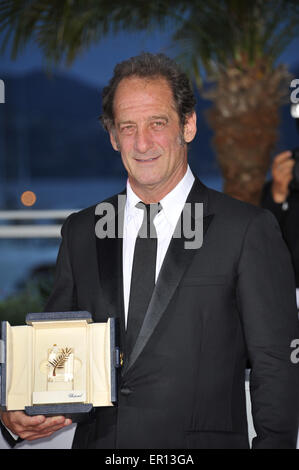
159,165,194,228
126,180,141,217
125,165,195,228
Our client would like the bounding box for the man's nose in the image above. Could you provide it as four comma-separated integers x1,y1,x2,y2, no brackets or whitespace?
134,127,153,154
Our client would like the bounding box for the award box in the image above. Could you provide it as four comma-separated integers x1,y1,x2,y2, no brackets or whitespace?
0,311,120,421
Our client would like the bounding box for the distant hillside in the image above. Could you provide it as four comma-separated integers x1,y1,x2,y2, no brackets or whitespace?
0,66,298,182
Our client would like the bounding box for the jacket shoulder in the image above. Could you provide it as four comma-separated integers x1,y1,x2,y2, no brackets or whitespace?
61,190,123,233
207,186,269,220
203,185,281,239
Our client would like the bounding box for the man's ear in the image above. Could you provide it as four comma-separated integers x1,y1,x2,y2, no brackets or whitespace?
183,111,197,144
109,129,120,151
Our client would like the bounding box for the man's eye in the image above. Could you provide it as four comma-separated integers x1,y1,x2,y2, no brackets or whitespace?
152,121,166,129
120,125,135,134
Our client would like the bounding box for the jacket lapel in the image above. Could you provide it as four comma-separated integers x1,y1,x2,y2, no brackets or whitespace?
95,190,126,349
122,178,214,376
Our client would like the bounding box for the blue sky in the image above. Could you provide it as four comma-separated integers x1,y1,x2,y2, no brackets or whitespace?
0,27,298,89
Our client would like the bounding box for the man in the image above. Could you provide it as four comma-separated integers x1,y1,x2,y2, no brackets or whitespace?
261,150,299,289
1,53,299,449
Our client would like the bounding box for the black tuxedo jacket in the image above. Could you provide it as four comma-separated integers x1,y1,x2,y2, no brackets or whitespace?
13,178,299,448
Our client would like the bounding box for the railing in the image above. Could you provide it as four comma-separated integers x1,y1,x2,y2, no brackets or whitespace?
0,210,78,238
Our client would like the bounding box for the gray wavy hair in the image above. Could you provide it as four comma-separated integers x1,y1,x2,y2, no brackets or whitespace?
100,52,196,131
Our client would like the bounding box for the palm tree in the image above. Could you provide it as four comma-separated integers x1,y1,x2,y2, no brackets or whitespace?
1,0,298,204
173,2,299,204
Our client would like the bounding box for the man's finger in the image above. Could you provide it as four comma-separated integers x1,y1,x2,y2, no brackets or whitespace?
1,410,45,432
3,411,71,437
34,416,72,433
16,417,72,440
18,415,69,433
273,150,292,164
12,412,46,427
276,159,295,170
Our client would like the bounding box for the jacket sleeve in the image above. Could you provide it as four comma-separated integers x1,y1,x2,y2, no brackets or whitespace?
0,419,23,448
44,213,78,313
236,208,299,449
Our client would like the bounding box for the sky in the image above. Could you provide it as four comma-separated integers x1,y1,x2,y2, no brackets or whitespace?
0,26,298,89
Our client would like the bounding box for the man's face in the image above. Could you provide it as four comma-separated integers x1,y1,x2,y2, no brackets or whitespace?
109,76,196,199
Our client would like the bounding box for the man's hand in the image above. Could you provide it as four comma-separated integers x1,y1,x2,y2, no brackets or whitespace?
0,410,72,441
271,150,295,203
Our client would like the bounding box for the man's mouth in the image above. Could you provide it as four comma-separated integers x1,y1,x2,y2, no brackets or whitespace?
135,156,160,162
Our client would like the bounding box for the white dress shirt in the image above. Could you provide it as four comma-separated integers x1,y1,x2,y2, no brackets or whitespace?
123,165,195,327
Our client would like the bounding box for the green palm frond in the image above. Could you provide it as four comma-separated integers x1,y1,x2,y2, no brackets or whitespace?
0,1,298,88
0,0,187,64
176,1,297,80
